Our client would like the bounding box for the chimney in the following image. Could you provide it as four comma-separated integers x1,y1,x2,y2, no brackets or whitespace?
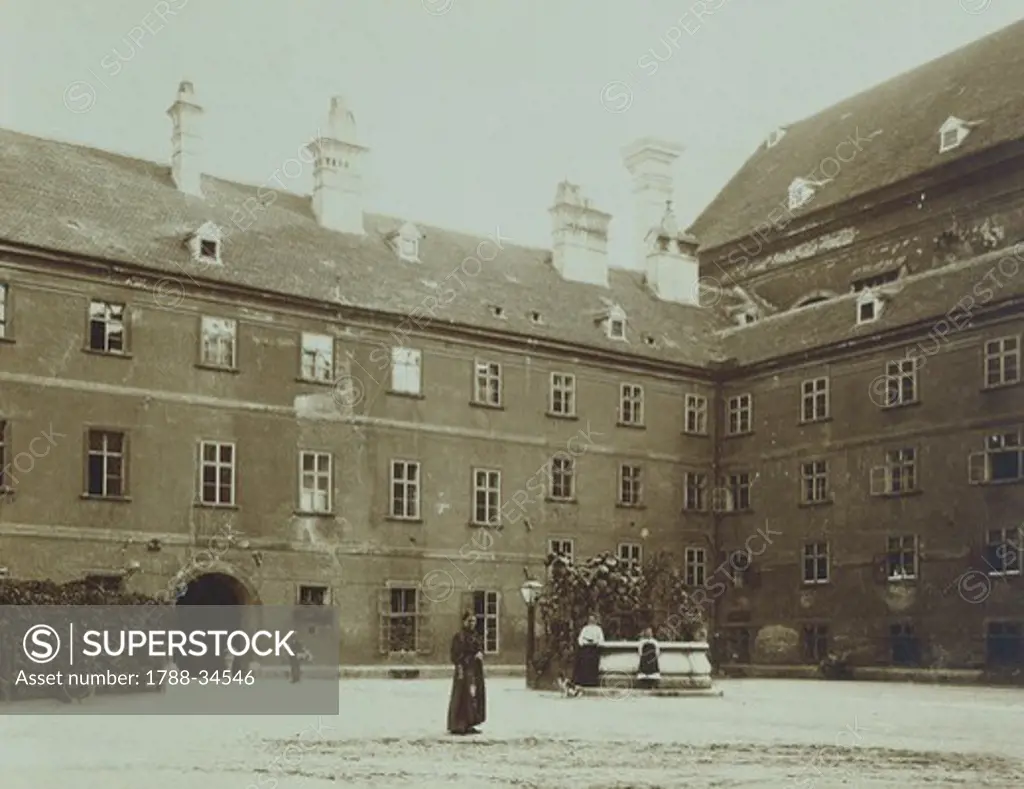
549,181,612,287
305,96,368,235
166,80,204,196
644,201,700,305
622,137,684,268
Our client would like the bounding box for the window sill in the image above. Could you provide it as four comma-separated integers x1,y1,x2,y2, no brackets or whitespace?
294,510,336,518
545,411,578,420
468,521,504,530
80,493,132,502
385,516,423,524
197,363,240,374
724,431,754,439
682,508,709,514
469,401,504,411
981,380,1021,393
0,336,15,345
881,400,922,411
799,416,833,426
987,571,1021,579
615,502,646,510
974,478,1024,487
798,498,834,508
295,376,335,387
870,488,923,499
682,430,710,438
83,348,132,359
387,390,425,400
887,576,918,584
616,421,646,430
545,497,578,505
193,503,240,510
716,508,753,516
801,580,830,587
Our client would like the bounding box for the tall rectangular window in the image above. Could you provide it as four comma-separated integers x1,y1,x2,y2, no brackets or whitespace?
884,359,918,406
200,316,237,369
381,586,420,654
390,460,421,519
88,300,126,354
299,451,332,513
727,394,752,435
886,535,918,580
684,394,708,435
550,456,575,500
472,590,500,654
618,542,643,568
619,383,644,426
473,361,502,406
86,430,126,498
300,333,334,382
548,538,574,562
801,377,829,422
0,420,8,489
472,468,501,526
802,542,829,584
684,472,707,511
985,528,1021,576
969,429,1023,484
685,547,706,587
391,347,422,395
985,336,1020,388
549,373,576,416
199,441,235,506
0,283,8,338
618,464,642,506
801,460,829,504
871,448,917,495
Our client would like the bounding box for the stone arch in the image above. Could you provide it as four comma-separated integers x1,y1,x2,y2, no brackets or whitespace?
172,560,261,605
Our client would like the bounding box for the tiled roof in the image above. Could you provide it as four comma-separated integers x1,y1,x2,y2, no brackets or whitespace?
689,19,1024,252
0,128,727,369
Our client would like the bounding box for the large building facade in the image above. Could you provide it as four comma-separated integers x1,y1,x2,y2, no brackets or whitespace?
0,23,1022,668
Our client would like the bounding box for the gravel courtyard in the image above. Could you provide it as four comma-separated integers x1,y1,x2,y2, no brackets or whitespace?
2,678,1023,788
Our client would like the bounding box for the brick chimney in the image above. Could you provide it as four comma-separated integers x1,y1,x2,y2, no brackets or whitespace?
622,137,684,269
644,201,699,305
549,181,612,287
166,80,204,196
305,96,368,235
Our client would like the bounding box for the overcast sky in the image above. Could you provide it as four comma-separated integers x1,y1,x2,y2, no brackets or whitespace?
1,0,1020,268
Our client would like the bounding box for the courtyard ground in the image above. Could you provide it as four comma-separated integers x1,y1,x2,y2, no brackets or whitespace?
1,677,1023,788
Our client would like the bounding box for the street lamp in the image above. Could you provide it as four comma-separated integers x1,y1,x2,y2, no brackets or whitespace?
520,579,543,688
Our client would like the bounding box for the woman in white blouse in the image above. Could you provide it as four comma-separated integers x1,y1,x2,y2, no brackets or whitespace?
572,613,605,688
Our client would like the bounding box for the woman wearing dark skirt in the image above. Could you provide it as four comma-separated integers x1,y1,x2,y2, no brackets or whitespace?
637,627,661,689
572,613,605,688
447,611,486,735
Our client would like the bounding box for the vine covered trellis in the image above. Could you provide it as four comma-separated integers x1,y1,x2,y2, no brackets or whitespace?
533,550,705,680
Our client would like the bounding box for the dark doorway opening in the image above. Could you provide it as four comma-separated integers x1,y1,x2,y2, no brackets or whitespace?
175,573,247,673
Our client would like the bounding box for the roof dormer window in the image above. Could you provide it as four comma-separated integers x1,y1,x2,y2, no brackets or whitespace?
394,222,422,263
788,177,815,211
765,127,787,149
938,116,970,153
856,292,882,325
605,306,627,341
188,221,223,265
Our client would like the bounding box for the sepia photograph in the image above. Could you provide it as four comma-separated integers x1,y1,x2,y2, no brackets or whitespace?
0,0,1022,786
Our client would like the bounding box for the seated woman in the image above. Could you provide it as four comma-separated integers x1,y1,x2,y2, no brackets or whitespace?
571,613,605,690
636,626,661,689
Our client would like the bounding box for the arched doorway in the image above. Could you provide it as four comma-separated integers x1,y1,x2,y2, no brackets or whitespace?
175,572,250,672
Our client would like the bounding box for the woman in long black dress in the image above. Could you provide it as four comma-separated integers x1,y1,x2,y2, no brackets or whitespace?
447,610,486,735
572,613,604,688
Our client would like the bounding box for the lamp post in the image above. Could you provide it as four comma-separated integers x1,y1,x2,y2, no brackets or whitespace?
520,579,543,688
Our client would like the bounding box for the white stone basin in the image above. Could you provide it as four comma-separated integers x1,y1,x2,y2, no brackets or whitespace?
596,641,714,690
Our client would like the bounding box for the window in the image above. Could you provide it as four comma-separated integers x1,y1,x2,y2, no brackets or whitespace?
472,468,501,526
399,237,419,262
684,472,707,511
883,359,918,407
299,451,332,513
298,585,329,606
199,239,219,261
379,586,422,654
788,178,815,211
717,473,751,512
606,307,627,340
200,317,237,369
890,623,920,667
0,283,7,338
88,300,126,353
390,460,421,520
969,429,1023,484
938,117,970,154
684,394,708,435
801,625,829,662
473,361,502,407
0,420,8,489
549,373,576,417
618,464,642,506
802,542,829,584
940,129,958,151
986,621,1022,667
472,590,500,654
391,347,422,395
549,456,575,500
857,293,882,324
685,547,706,587
619,384,644,426
985,336,1020,388
548,538,574,561
618,542,642,568
871,448,918,495
801,377,829,422
852,271,899,292
300,333,334,382
984,528,1021,576
199,441,235,506
85,430,126,498
800,460,830,504
727,394,752,435
886,535,918,580
190,222,223,264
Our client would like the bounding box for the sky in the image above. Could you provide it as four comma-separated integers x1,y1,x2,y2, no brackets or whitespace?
1,0,1021,269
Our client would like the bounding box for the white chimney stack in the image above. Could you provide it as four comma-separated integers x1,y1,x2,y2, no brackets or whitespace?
644,201,700,305
622,137,684,268
166,80,204,196
305,96,368,235
549,181,612,288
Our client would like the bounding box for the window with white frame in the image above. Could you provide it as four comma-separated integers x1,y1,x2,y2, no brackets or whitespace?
548,538,574,561
298,584,329,606
86,429,126,498
788,177,815,210
984,527,1021,576
800,460,829,504
725,472,752,511
549,455,575,500
299,451,332,513
473,361,502,407
727,394,752,434
985,336,1020,388
300,333,334,382
684,471,707,511
886,535,918,580
802,541,829,584
969,428,1023,484
884,359,918,407
857,294,881,324
685,547,706,586
379,586,422,654
606,308,627,340
870,448,917,495
618,464,642,506
938,116,970,153
472,468,501,526
801,377,829,422
88,300,126,353
390,460,421,519
0,283,8,338
0,419,8,489
472,590,500,653
200,316,237,369
199,441,235,506
684,394,708,435
391,347,422,395
549,373,576,416
618,542,643,568
619,383,644,426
